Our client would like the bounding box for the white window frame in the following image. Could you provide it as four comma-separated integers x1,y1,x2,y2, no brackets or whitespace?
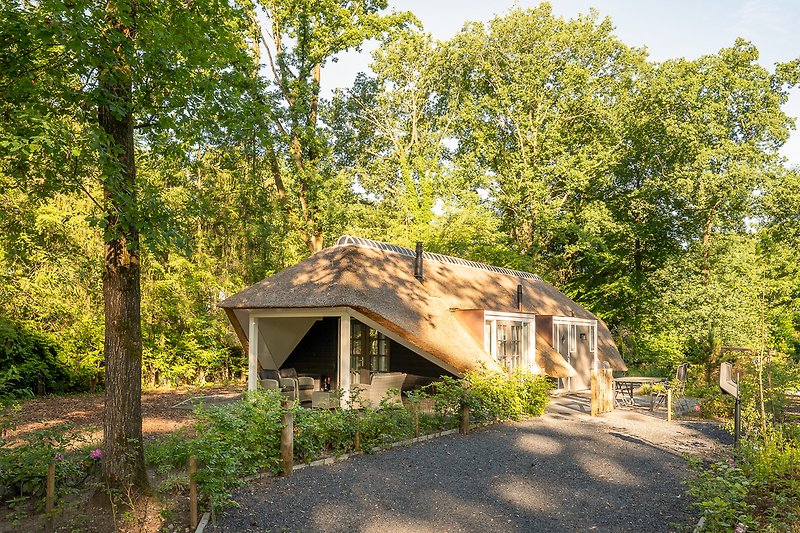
483,311,536,372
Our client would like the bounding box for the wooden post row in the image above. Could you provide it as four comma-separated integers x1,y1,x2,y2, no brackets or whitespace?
189,456,198,529
45,462,55,533
281,400,294,475
460,405,470,435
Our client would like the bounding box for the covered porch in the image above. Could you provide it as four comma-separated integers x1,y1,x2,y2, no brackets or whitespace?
228,307,460,403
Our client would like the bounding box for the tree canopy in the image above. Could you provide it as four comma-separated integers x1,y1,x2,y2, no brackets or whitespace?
2,0,800,485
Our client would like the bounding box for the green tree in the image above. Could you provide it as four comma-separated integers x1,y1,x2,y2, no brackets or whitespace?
650,41,793,282
1,0,252,489
241,0,415,253
447,5,643,284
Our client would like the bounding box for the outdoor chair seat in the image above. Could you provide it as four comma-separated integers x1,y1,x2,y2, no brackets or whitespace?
259,369,299,401
279,368,315,403
651,363,688,412
353,372,407,409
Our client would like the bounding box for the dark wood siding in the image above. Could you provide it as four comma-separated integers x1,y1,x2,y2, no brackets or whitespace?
390,340,456,379
282,318,457,391
283,317,339,386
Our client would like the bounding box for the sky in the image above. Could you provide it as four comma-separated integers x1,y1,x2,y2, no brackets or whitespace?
322,0,800,166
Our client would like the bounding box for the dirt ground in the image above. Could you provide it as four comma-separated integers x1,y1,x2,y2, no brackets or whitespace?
1,385,246,533
2,384,246,445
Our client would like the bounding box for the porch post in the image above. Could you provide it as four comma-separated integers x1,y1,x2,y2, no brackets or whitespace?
248,315,258,392
528,319,537,372
339,313,351,406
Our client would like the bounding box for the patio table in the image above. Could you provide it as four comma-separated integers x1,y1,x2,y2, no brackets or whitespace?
614,376,664,408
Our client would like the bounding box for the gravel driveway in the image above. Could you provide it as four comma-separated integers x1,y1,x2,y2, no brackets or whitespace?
206,395,731,533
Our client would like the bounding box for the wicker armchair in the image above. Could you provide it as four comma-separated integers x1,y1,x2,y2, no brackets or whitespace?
279,368,315,403
258,369,298,401
353,372,407,409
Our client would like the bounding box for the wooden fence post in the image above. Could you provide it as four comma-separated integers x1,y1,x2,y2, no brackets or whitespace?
189,455,198,529
604,369,614,412
460,405,470,435
281,399,294,475
591,369,614,416
45,462,55,533
667,389,673,422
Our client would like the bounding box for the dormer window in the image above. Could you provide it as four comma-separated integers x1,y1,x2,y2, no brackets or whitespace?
483,312,535,372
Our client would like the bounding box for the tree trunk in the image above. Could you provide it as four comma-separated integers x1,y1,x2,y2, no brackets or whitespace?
98,0,148,490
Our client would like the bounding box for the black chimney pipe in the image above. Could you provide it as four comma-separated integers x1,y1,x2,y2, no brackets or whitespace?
517,284,523,310
414,242,424,280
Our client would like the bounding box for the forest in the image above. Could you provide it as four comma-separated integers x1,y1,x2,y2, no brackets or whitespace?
2,0,800,397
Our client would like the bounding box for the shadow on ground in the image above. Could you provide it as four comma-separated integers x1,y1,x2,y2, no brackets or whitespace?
207,396,731,533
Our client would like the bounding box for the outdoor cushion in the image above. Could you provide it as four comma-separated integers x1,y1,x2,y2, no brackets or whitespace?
354,372,407,409
278,367,314,402
259,369,298,400
259,369,281,382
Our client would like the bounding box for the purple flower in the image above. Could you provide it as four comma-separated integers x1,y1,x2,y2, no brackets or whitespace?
90,448,103,460
53,452,64,462
735,522,746,533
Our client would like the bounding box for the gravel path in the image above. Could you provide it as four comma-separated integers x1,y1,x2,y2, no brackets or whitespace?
207,395,732,533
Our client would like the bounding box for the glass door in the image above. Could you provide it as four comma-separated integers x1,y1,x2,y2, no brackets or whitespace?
556,322,571,390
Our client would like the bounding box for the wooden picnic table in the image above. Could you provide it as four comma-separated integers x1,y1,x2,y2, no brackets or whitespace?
614,376,664,408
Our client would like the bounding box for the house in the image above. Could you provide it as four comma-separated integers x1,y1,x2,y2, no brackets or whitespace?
218,236,626,397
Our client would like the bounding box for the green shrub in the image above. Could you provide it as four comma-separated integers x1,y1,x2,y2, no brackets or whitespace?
293,405,356,461
189,390,283,512
141,369,552,515
357,405,413,451
463,367,550,422
685,354,800,533
687,430,800,532
0,424,97,509
0,317,72,397
686,455,755,531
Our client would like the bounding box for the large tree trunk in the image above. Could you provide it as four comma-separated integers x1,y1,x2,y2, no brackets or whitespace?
98,0,148,490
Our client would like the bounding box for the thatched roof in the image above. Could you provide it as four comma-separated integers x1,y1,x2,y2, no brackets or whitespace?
219,236,626,376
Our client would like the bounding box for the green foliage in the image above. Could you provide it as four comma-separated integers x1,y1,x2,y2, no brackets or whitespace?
189,392,284,511
142,371,550,514
464,368,551,422
422,368,551,423
2,0,800,401
0,317,72,397
687,429,800,532
687,455,755,531
686,352,800,531
0,425,97,508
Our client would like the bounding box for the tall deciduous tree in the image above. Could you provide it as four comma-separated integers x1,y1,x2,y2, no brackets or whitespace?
1,0,252,489
242,0,415,253
651,41,793,281
330,33,450,241
447,5,643,284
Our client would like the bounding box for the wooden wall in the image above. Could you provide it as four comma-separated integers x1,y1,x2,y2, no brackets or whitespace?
282,317,339,387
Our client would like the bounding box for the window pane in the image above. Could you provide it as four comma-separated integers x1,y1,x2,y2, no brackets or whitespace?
497,325,507,357
569,324,577,353
349,324,390,372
